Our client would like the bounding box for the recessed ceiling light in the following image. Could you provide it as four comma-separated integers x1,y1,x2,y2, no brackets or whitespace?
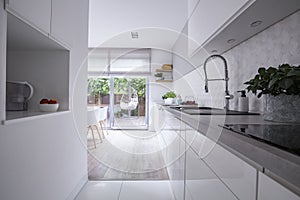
227,39,236,44
131,32,138,39
250,20,262,27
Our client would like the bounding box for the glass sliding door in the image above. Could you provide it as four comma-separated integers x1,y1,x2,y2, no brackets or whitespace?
110,76,148,129
88,48,151,129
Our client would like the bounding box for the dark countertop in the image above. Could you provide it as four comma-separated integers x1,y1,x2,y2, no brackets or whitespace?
163,105,300,195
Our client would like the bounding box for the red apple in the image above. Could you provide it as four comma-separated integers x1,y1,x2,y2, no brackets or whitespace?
40,99,49,104
48,99,58,104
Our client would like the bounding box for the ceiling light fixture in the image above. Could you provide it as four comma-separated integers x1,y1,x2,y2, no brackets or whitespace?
227,39,236,44
250,20,262,27
131,32,139,39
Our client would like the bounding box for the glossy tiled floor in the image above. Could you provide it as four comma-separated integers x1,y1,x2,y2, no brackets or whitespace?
75,181,174,200
88,130,169,180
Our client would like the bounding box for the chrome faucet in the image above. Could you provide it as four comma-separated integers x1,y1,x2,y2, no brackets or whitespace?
203,54,233,111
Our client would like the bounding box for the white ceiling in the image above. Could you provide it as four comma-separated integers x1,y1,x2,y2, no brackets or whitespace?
88,0,188,50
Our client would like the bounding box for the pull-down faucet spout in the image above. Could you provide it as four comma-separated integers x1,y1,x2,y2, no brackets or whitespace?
203,54,233,111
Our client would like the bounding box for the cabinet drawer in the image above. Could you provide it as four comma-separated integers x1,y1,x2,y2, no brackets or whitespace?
258,172,299,200
186,149,238,200
204,142,257,200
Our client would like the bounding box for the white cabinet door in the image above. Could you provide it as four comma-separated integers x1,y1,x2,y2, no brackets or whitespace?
188,0,252,55
168,119,185,200
204,142,257,200
188,0,199,17
185,149,238,200
51,0,73,47
5,0,51,34
159,109,185,200
258,172,300,200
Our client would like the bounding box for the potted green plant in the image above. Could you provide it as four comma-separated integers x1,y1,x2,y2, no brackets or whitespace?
244,64,300,122
154,72,163,80
162,91,176,104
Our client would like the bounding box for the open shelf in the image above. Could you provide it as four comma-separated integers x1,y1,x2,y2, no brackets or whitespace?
156,80,173,83
156,69,173,72
154,68,173,82
3,13,70,122
3,110,70,125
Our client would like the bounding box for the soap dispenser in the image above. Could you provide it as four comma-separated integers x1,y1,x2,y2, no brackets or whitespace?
237,90,249,112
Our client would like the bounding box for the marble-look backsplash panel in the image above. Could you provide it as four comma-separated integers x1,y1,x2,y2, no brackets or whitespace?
174,10,300,112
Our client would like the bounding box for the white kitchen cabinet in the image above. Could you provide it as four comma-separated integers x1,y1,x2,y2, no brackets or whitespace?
51,0,73,47
258,172,300,200
188,0,253,56
185,148,238,200
5,0,51,34
185,126,206,155
188,0,199,17
172,24,196,80
159,109,185,200
172,25,195,81
4,3,70,122
203,141,257,200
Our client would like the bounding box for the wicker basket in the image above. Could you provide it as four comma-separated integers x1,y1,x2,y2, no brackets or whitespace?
162,64,173,70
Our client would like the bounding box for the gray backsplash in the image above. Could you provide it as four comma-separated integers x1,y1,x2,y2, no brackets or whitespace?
174,10,300,112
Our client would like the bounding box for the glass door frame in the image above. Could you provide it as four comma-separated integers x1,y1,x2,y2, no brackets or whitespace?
109,75,149,130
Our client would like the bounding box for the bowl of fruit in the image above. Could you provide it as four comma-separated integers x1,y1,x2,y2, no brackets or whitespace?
39,99,59,112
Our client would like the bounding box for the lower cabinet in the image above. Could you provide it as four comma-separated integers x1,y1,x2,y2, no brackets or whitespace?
159,109,185,200
185,148,238,200
162,111,298,200
258,172,299,200
203,140,257,200
162,113,251,200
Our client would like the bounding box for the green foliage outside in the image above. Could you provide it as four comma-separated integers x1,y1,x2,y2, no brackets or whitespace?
88,77,110,96
88,77,146,99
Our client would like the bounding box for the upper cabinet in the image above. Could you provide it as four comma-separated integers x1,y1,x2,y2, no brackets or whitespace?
5,0,51,34
5,0,72,48
187,0,199,17
51,0,73,47
188,0,254,56
187,0,300,59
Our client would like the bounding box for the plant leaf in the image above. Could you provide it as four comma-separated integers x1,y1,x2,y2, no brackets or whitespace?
286,69,300,77
278,78,293,89
258,67,266,75
268,77,278,88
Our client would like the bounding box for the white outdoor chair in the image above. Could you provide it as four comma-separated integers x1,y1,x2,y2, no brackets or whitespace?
87,108,103,148
120,86,138,118
97,106,108,137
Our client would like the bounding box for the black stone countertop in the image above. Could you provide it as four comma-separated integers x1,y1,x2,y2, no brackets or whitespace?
163,105,300,195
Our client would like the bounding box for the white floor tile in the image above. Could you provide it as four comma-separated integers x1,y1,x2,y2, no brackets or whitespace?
75,181,122,200
186,179,238,200
119,181,174,200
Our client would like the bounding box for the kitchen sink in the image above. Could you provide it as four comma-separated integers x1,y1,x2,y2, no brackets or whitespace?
170,106,216,110
169,106,259,115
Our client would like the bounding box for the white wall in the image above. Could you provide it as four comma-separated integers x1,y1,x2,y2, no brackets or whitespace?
148,49,173,131
173,10,300,112
0,1,89,200
150,49,173,103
